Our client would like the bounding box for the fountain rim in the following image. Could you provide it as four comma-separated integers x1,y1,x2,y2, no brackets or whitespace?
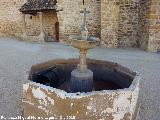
26,74,139,99
27,58,140,99
69,35,100,42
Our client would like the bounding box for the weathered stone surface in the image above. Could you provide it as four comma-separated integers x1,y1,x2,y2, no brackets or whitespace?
0,0,58,40
23,59,140,120
100,0,119,48
56,0,101,43
23,79,139,120
147,0,160,52
0,0,160,51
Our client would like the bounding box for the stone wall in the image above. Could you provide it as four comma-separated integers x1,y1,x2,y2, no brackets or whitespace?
147,0,160,52
137,0,149,50
56,0,101,43
100,0,148,48
0,0,160,51
117,0,139,48
0,0,58,40
100,0,119,48
0,0,26,38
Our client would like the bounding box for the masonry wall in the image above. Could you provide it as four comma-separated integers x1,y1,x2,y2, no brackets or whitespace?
0,0,26,38
0,0,160,51
117,0,139,48
0,0,58,40
58,0,146,48
137,0,149,50
147,0,160,52
100,0,119,48
56,0,101,43
101,0,149,49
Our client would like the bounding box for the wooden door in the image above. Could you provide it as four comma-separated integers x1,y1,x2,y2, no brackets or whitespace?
55,22,59,41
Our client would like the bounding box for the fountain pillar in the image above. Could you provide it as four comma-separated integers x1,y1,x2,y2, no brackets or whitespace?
79,49,87,71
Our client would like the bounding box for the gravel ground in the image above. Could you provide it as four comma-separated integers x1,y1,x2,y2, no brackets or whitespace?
0,37,160,120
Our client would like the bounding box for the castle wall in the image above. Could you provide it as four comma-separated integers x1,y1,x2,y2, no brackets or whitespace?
117,0,139,48
100,0,149,49
100,0,119,48
137,0,149,50
56,0,101,43
0,0,58,40
147,0,160,52
0,0,160,51
0,0,26,38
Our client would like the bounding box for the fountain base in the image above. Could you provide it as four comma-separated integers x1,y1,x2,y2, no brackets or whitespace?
70,68,93,92
23,59,140,120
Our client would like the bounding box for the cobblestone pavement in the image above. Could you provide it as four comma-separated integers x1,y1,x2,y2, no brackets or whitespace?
0,37,160,120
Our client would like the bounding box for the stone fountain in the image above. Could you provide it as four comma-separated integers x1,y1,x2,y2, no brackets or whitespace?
22,7,140,120
69,8,99,92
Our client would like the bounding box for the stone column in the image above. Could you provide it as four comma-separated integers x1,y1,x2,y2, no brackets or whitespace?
79,49,87,72
38,12,45,42
22,14,27,39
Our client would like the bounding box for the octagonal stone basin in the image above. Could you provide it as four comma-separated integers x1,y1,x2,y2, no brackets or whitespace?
23,59,140,120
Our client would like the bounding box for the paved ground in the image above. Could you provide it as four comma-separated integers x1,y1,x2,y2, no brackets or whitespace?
0,37,160,120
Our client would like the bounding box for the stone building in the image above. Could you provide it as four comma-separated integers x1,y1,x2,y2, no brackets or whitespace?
19,0,59,42
0,0,159,52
